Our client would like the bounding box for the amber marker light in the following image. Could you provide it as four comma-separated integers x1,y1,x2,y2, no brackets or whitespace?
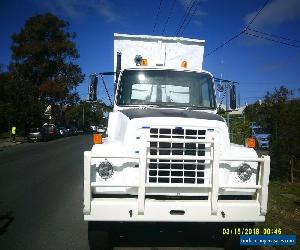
93,133,102,144
181,60,188,68
142,58,148,66
247,137,256,148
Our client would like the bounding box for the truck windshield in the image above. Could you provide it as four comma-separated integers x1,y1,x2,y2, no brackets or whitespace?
254,128,267,134
117,70,216,109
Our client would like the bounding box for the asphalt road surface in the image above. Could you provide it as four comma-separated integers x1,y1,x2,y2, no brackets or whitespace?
0,135,225,250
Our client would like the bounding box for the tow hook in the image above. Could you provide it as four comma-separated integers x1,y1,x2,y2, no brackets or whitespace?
221,211,225,218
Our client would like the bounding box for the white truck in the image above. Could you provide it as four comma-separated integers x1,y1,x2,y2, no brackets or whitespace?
83,33,270,249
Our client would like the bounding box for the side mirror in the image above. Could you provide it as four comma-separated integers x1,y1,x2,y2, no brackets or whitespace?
230,84,237,109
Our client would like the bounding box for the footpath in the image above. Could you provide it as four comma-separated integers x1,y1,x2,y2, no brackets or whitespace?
0,136,27,149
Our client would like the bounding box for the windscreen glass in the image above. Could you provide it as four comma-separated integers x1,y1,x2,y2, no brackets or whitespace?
117,70,215,109
254,128,267,134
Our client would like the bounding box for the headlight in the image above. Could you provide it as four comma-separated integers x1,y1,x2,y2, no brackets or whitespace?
97,161,114,180
237,163,253,182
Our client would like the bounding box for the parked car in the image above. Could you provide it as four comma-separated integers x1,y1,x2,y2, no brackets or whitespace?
58,127,68,137
97,126,106,134
66,127,75,136
250,124,270,150
27,128,45,142
43,124,58,140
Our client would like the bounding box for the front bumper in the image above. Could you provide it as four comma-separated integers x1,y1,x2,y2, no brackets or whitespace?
85,198,265,222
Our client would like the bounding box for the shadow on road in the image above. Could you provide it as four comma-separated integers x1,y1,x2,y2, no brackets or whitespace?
0,211,14,236
107,222,230,249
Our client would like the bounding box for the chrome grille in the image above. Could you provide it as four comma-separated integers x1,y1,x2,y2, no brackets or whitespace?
148,127,207,184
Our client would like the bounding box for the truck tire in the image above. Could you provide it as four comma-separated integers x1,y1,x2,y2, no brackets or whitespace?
88,222,112,250
224,235,241,250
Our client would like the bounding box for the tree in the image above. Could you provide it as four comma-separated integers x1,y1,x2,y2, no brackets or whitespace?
8,13,84,131
64,101,112,130
0,70,12,134
245,86,300,182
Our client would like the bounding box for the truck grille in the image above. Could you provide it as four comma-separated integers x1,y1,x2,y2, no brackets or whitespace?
148,159,205,184
148,127,207,184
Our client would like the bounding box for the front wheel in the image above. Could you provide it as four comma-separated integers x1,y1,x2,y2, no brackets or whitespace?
88,222,112,250
224,235,242,250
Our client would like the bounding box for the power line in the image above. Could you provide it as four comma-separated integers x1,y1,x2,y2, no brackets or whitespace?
161,0,177,35
152,0,164,34
205,0,270,58
245,0,270,28
99,74,113,106
204,30,246,58
175,0,196,36
245,32,299,48
247,27,300,44
174,0,194,36
178,0,201,36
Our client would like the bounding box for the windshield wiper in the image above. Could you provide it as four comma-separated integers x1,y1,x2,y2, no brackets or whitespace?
143,104,161,108
184,105,210,110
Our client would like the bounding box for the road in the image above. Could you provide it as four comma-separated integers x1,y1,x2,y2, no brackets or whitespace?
0,135,92,250
0,135,224,250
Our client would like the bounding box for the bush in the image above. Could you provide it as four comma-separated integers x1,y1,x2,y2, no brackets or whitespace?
244,87,300,182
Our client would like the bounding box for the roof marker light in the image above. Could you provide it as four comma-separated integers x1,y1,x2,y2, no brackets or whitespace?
181,61,188,68
142,58,148,66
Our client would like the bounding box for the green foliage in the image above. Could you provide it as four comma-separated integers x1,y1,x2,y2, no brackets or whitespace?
257,181,300,249
216,106,225,115
64,101,112,129
245,86,300,182
218,107,249,145
10,13,84,104
0,13,84,135
228,115,250,145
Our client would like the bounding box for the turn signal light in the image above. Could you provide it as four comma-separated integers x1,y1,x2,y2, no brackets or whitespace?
93,133,102,144
181,60,188,68
142,58,148,66
246,137,256,148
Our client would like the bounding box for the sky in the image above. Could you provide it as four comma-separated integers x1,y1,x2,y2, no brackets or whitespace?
0,0,300,106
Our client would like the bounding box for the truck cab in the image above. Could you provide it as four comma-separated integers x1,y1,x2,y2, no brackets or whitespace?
83,34,270,249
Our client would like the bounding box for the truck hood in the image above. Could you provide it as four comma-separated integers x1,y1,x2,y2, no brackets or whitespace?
120,108,224,122
106,110,231,158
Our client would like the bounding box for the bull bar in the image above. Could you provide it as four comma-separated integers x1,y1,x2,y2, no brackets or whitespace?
83,133,270,222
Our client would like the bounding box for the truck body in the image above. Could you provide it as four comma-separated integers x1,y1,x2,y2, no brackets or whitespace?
83,34,270,248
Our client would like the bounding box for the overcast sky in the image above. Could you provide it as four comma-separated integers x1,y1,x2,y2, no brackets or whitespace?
1,0,300,105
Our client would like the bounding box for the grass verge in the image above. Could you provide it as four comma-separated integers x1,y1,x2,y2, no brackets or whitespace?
254,181,300,249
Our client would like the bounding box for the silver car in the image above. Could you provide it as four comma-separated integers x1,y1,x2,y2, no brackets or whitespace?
27,128,44,142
